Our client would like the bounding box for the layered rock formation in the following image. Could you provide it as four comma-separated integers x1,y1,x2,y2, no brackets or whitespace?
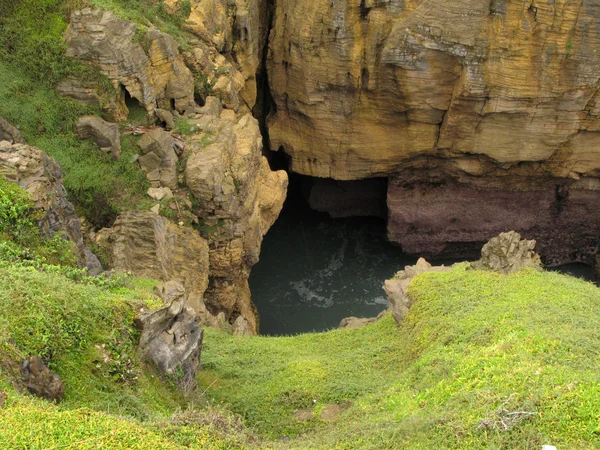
267,0,600,266
138,281,204,392
65,8,195,115
0,140,102,274
185,110,288,334
182,0,270,112
96,211,210,299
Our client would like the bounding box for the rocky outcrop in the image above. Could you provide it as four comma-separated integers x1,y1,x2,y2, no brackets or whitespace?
182,0,270,112
65,8,195,116
21,356,65,403
0,140,102,274
471,231,542,274
384,258,450,325
185,111,288,334
0,116,24,144
138,282,203,391
96,211,210,300
268,0,600,266
137,129,179,189
74,116,121,160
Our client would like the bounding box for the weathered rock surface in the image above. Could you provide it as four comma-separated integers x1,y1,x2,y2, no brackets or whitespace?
185,112,288,334
182,0,270,112
96,211,210,299
268,0,600,266
0,116,24,144
387,177,600,266
21,356,65,402
138,282,203,391
66,8,195,115
268,0,600,181
137,129,179,189
0,141,102,274
74,115,121,160
471,231,542,274
384,258,450,325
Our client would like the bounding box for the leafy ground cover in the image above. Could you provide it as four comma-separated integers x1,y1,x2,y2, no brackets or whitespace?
200,265,600,449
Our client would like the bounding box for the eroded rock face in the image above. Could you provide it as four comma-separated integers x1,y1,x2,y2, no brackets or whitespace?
471,231,543,274
185,112,288,334
384,258,450,325
387,176,600,266
0,141,102,274
137,129,179,189
97,211,210,299
268,0,600,181
183,0,270,112
268,0,600,265
138,282,203,391
65,8,195,115
21,356,65,403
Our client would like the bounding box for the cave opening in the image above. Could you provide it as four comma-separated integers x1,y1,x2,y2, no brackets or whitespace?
250,171,423,336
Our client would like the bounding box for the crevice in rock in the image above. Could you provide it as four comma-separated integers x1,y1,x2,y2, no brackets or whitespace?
252,0,277,155
359,0,371,20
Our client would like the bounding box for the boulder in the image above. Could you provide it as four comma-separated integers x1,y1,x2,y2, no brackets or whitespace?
74,116,121,160
155,108,175,130
138,129,179,189
232,316,252,336
147,187,174,201
0,116,24,144
384,258,450,325
138,286,202,392
21,356,65,403
0,141,102,275
471,231,543,275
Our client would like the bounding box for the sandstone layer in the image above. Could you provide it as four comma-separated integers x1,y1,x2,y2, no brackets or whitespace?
268,0,600,265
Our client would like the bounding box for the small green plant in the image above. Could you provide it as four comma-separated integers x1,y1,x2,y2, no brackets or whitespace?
194,75,217,100
174,117,196,136
565,38,573,56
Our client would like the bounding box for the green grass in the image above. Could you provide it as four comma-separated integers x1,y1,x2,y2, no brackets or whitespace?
200,265,600,449
0,393,243,449
0,63,150,225
0,266,256,449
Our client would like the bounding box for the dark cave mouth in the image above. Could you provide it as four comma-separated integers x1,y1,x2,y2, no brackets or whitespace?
249,172,418,336
250,168,598,336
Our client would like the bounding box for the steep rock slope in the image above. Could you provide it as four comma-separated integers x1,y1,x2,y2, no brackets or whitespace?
268,0,600,264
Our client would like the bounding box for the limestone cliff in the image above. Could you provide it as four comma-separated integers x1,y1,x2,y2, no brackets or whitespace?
268,0,600,265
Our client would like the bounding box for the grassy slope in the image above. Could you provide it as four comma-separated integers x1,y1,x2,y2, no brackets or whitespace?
0,267,255,449
201,265,600,449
